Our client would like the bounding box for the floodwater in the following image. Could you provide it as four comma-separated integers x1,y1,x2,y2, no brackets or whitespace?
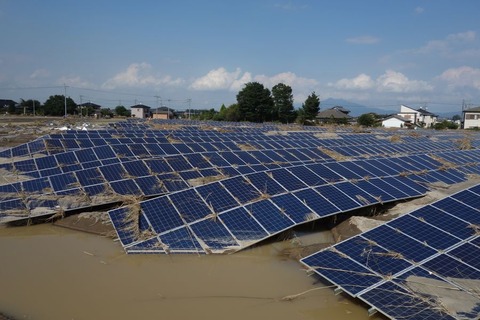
0,224,386,320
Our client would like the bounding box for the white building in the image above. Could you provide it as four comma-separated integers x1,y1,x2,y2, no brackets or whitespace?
382,115,412,128
462,106,480,129
130,104,151,118
398,105,438,128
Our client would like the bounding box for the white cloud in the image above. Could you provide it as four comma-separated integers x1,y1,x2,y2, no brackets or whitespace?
414,7,424,14
438,66,480,89
376,70,433,92
30,69,50,79
102,62,183,89
190,67,251,91
330,70,433,94
416,30,476,55
56,75,95,88
346,35,379,44
254,71,318,88
331,73,374,90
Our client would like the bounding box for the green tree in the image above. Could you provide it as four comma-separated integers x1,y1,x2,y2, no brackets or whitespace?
43,95,76,116
19,99,41,115
115,105,130,117
357,113,377,127
236,82,274,122
100,108,113,118
452,114,461,121
303,92,320,119
224,103,241,121
272,83,296,123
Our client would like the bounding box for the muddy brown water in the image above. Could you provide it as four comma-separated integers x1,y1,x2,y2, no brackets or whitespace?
0,224,386,320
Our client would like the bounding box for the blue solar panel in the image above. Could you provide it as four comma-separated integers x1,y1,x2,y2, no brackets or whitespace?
35,156,57,170
135,176,166,196
270,193,315,223
75,148,98,163
49,173,78,191
302,249,383,296
158,227,203,253
287,166,326,187
410,205,476,240
75,168,104,187
110,179,141,195
422,254,480,280
167,156,193,172
451,189,480,209
449,242,480,267
335,236,413,276
362,225,437,263
183,153,212,169
158,173,188,192
388,215,460,250
246,172,286,196
168,189,212,223
333,181,378,206
21,178,51,193
246,200,294,233
13,159,37,173
99,163,127,182
123,161,151,178
433,197,480,225
293,189,340,217
109,206,151,246
268,168,307,191
189,219,239,252
306,163,344,183
315,184,360,211
368,178,410,199
145,159,172,175
141,196,184,234
196,182,239,213
221,176,261,204
359,281,456,320
219,207,269,241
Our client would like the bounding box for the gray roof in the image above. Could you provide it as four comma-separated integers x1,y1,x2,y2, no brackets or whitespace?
316,109,352,119
463,106,480,112
383,114,411,122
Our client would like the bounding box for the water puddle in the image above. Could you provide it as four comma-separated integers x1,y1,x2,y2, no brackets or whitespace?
0,224,386,320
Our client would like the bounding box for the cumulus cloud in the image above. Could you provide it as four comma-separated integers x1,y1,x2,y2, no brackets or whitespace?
254,71,318,88
330,70,433,93
190,67,251,91
331,73,374,90
102,63,183,89
438,66,480,89
346,35,379,44
416,30,476,55
56,75,95,88
414,6,424,14
30,68,50,79
376,70,433,92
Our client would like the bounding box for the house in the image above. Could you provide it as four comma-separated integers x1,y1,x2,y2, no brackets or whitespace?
316,107,351,124
381,115,412,128
398,105,438,127
130,104,151,118
152,106,173,120
77,102,102,116
462,106,480,129
0,99,17,110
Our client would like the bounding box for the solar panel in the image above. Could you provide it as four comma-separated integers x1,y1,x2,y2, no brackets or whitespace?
301,183,480,320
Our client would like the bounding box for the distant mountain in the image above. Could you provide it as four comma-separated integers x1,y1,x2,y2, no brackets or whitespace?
321,98,397,117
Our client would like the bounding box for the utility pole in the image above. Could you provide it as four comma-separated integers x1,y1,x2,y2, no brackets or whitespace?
64,84,68,118
154,95,161,117
187,98,191,120
32,100,35,117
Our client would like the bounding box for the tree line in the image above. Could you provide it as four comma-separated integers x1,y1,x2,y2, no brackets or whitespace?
2,95,131,117
196,82,320,124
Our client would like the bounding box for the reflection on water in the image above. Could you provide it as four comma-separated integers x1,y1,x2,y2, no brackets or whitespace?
0,224,385,320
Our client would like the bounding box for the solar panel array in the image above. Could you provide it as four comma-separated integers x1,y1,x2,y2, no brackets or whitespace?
1,119,480,257
301,184,480,319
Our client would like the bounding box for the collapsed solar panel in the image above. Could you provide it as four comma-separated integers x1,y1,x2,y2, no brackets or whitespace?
1,119,480,255
300,184,480,320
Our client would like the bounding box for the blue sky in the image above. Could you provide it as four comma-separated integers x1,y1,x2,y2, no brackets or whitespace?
1,0,479,113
